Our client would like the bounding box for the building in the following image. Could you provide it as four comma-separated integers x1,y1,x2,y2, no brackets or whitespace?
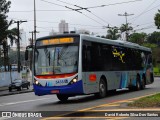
49,29,57,36
59,20,69,34
20,29,27,48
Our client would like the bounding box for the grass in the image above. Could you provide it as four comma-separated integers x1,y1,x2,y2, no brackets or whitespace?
154,67,160,76
128,93,160,108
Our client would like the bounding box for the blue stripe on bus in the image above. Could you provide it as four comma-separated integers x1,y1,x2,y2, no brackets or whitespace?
119,72,128,88
119,74,123,89
33,80,84,96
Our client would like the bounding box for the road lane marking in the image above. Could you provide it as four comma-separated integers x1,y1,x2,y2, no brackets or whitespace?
104,104,120,107
41,92,159,120
91,109,160,111
0,98,50,107
42,116,129,120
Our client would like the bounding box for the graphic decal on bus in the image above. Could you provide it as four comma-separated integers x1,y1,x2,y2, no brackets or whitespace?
112,47,125,63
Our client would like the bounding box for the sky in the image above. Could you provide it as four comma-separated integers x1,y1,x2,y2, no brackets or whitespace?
7,0,160,43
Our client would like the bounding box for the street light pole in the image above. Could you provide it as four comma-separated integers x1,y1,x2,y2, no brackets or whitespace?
31,0,37,84
118,12,134,41
14,20,27,73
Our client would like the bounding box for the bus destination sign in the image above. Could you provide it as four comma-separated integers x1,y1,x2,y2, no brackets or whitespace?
37,37,74,46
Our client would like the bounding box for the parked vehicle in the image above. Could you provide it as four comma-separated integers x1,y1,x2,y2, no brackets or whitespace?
9,79,30,92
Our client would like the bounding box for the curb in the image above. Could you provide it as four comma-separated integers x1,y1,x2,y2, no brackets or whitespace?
0,87,8,91
0,90,34,97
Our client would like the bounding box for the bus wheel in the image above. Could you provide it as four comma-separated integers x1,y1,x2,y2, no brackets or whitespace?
57,94,68,102
136,75,141,91
95,78,107,98
141,76,145,90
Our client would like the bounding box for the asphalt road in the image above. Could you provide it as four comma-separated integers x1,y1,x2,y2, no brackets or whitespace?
0,77,159,120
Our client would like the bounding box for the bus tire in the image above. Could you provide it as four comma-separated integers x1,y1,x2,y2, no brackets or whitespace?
141,76,145,90
57,94,68,102
95,78,107,98
136,75,141,91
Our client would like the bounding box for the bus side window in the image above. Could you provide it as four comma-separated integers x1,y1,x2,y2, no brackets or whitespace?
82,41,91,71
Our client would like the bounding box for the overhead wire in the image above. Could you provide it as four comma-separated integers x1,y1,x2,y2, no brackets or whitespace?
55,0,111,25
7,17,103,28
40,0,65,7
9,10,71,12
134,25,155,31
129,0,159,22
81,0,143,9
9,0,144,30
132,22,154,28
9,0,156,36
56,0,142,10
55,0,143,26
40,0,106,26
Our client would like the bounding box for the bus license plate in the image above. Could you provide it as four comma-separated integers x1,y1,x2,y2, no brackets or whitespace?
51,90,59,93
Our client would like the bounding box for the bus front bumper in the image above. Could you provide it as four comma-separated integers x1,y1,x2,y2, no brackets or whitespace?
33,80,84,96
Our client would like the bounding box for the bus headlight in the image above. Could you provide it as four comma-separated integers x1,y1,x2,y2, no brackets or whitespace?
35,80,39,85
73,78,77,83
68,76,78,85
34,79,42,86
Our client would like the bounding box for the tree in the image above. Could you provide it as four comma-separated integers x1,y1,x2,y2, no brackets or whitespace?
120,23,133,40
120,23,133,33
129,32,147,45
147,32,160,45
106,27,120,40
7,28,18,45
154,10,160,29
0,0,11,44
0,0,12,70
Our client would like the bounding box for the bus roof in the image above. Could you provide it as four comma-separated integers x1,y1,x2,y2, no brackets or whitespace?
80,34,151,52
36,34,151,52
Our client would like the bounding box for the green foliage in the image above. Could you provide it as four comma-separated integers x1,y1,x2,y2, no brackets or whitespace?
147,31,160,44
0,0,11,61
154,10,160,29
106,27,120,40
141,43,157,49
154,67,160,75
7,28,18,45
119,23,133,33
129,32,147,45
0,0,11,43
128,93,160,108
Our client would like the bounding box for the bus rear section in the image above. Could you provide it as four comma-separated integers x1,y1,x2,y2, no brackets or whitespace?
33,35,84,101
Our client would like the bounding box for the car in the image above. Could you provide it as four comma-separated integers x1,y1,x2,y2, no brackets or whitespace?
9,79,30,92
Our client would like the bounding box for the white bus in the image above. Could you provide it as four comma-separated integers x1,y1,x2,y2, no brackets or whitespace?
27,34,154,101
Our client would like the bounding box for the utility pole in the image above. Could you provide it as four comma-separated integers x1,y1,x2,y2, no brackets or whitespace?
29,31,39,71
29,31,39,46
29,31,34,46
118,12,134,41
14,20,27,73
34,0,37,42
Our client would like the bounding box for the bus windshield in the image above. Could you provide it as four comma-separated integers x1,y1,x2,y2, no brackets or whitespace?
35,44,78,75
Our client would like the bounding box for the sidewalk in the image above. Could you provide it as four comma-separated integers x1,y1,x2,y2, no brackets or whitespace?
0,85,33,97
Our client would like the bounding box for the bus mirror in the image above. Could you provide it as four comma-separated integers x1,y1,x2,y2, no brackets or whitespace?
25,50,28,61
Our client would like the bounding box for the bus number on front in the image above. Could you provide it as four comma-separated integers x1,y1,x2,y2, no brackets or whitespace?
55,79,68,85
